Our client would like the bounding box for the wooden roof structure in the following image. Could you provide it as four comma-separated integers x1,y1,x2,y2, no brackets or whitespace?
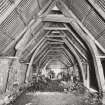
0,0,105,91
0,0,104,56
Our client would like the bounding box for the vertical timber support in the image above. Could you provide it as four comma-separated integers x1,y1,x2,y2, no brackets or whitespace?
27,66,33,82
95,57,105,90
16,61,27,85
10,57,28,86
82,61,90,88
73,22,105,91
64,39,86,86
15,28,32,84
87,64,90,89
0,58,11,94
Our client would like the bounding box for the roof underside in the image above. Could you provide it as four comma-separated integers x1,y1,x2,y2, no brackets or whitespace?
0,0,105,57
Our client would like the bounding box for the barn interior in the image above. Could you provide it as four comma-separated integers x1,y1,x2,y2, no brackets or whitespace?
0,0,105,105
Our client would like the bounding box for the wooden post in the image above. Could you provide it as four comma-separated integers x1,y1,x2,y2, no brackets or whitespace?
0,59,10,94
87,64,90,88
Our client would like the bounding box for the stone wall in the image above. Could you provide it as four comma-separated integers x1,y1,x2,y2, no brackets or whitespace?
7,59,27,92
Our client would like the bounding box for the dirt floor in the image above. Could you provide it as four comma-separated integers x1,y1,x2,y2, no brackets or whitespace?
12,80,103,105
13,91,82,105
13,91,103,105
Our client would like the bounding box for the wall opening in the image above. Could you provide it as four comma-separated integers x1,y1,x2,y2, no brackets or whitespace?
101,58,105,78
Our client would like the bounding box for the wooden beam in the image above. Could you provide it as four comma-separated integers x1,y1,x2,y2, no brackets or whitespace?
40,56,67,68
41,46,74,65
64,24,87,51
23,38,53,61
63,38,86,85
23,38,46,60
38,0,53,16
2,26,28,54
39,53,71,67
22,25,45,53
2,5,45,54
88,0,105,20
30,42,50,60
21,32,50,59
96,56,105,59
44,27,68,30
30,19,43,34
26,36,81,82
24,41,63,61
52,47,74,64
15,28,31,50
47,41,64,45
63,32,88,60
42,14,74,23
46,37,64,42
33,47,50,64
2,19,36,54
33,46,74,65
57,1,105,89
0,56,18,59
46,34,65,38
33,45,64,61
39,0,56,17
52,31,60,34
57,0,105,53
64,48,75,64
38,47,74,65
25,40,48,82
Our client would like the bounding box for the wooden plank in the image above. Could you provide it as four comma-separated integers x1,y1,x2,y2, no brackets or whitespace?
64,48,75,64
64,24,87,50
45,34,65,38
33,45,74,66
96,56,105,59
15,19,42,50
52,31,60,34
39,47,74,65
38,0,53,16
65,36,87,60
40,0,56,17
23,38,46,60
44,27,68,30
62,31,87,60
46,37,64,42
45,49,73,63
0,56,18,59
88,0,105,20
57,0,105,53
57,0,105,89
2,19,36,54
39,56,68,68
42,14,74,23
39,52,71,65
22,27,49,53
63,38,86,85
30,42,50,61
25,40,48,82
0,0,22,24
33,47,49,64
2,1,53,55
3,18,42,54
